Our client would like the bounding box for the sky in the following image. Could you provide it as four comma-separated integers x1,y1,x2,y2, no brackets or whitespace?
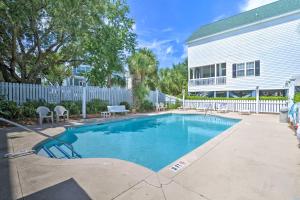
127,0,277,68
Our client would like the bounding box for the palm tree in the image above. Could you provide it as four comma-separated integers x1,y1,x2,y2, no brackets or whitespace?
128,48,158,109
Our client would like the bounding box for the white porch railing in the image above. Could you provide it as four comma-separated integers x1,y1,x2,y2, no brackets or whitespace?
189,76,226,86
216,76,226,85
183,99,288,113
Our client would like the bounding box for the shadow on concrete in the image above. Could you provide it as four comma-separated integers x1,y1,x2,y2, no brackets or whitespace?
20,178,91,200
0,130,13,200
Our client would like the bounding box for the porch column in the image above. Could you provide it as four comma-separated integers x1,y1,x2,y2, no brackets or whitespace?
193,68,195,79
214,64,217,85
226,91,230,98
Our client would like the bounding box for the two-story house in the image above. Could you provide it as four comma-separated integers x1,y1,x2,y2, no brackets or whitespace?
187,0,300,97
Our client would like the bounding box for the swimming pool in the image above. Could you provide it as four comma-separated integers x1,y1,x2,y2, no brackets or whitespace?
35,114,240,171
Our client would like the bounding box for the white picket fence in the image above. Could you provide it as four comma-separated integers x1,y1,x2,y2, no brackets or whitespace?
0,82,133,105
184,99,288,113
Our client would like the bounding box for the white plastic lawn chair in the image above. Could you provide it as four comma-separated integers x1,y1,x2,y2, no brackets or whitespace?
54,106,69,122
36,106,53,125
217,103,229,113
155,103,161,111
159,103,166,111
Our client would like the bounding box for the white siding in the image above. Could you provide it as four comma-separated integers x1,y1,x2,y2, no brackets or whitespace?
188,12,300,92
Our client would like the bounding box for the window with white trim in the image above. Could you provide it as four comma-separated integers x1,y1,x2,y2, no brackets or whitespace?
246,62,255,76
233,60,260,78
236,63,245,77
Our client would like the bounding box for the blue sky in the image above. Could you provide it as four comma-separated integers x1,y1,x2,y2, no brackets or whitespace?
127,0,277,68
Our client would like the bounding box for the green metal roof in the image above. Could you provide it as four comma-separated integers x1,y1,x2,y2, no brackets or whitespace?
187,0,300,43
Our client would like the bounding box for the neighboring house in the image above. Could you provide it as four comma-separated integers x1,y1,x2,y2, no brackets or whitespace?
63,65,91,86
187,0,300,97
63,65,132,89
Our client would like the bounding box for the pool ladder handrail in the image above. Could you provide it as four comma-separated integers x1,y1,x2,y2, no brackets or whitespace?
0,117,76,158
204,104,214,116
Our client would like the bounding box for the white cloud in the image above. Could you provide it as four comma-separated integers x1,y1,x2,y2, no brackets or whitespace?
240,0,278,11
138,39,181,67
166,46,173,55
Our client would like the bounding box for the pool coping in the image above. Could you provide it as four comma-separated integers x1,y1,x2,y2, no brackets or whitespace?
31,110,243,174
3,110,300,199
158,111,242,177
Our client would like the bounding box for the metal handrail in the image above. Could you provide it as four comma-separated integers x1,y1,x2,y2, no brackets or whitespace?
204,103,214,116
0,117,75,157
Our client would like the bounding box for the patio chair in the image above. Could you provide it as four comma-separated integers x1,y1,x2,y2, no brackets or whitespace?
217,103,229,113
36,106,53,125
54,105,69,122
159,103,166,111
155,103,161,111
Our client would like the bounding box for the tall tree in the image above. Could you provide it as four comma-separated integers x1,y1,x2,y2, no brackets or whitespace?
159,59,188,96
128,48,158,108
0,0,135,84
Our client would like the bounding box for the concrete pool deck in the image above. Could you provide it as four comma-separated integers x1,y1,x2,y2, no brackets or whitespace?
0,111,300,200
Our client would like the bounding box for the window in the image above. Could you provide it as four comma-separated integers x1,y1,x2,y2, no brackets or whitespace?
193,63,225,79
195,68,200,79
233,60,260,78
217,63,226,77
190,69,194,79
236,63,245,77
246,62,254,76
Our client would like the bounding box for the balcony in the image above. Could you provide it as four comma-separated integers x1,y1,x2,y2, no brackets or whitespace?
189,76,226,87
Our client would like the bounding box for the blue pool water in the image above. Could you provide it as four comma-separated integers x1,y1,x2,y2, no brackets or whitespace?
36,114,239,171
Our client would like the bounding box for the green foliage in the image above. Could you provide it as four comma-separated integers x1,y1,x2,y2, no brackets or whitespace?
159,59,188,96
0,0,136,85
184,96,287,101
44,65,72,86
87,99,108,114
61,101,82,115
185,96,255,100
295,93,300,103
128,48,158,109
167,100,182,110
260,96,288,100
138,100,154,112
0,100,20,120
21,99,55,118
120,101,130,110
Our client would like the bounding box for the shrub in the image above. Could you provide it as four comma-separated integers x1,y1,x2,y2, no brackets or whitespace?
167,100,181,110
0,99,20,120
138,100,154,112
20,99,53,118
61,101,82,115
185,96,256,100
295,93,300,103
87,99,108,114
120,101,130,110
185,96,287,101
260,96,288,100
